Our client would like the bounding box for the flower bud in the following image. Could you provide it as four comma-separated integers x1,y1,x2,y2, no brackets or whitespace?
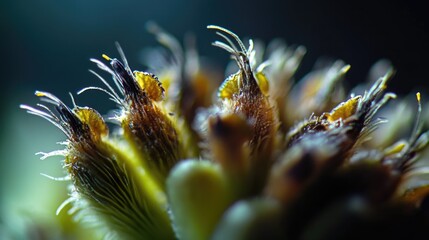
167,160,233,240
94,53,187,186
21,92,174,239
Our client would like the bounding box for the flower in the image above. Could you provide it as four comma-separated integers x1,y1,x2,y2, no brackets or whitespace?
21,25,429,239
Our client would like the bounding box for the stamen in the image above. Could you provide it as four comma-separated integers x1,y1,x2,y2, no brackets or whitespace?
69,92,77,108
56,197,75,216
20,104,70,137
115,42,132,74
36,150,67,160
215,31,239,52
90,58,116,75
77,86,123,106
410,92,423,146
102,54,111,61
40,173,71,181
88,68,124,98
36,104,59,121
207,25,247,53
208,25,253,80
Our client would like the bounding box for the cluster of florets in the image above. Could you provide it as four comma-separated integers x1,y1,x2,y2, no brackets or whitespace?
22,25,429,239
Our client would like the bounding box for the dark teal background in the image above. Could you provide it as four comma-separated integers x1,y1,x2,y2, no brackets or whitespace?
0,0,428,237
1,0,428,99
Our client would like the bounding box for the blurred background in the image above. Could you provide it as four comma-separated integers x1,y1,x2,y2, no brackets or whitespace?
0,0,428,238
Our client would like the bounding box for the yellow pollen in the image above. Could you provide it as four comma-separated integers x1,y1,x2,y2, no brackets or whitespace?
35,91,45,97
102,54,111,61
